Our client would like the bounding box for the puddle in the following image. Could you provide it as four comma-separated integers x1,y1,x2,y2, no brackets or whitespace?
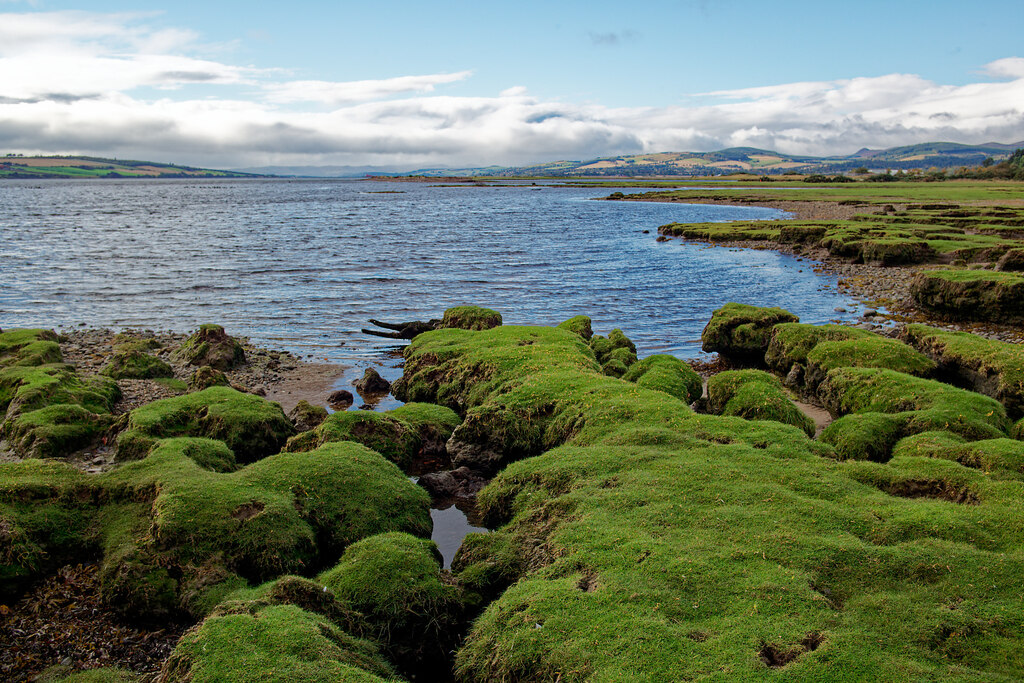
430,500,488,570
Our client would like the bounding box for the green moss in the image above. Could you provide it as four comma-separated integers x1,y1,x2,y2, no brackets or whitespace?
440,305,502,331
911,269,1024,322
707,370,814,436
820,412,906,461
172,324,246,370
153,377,187,393
0,328,62,368
284,402,459,469
904,324,1024,418
766,323,870,374
189,365,229,391
893,433,1024,481
159,604,396,682
37,666,141,682
701,303,799,362
3,403,113,458
804,336,935,390
622,354,702,403
557,315,593,340
388,313,1024,679
100,349,174,380
114,386,295,463
319,532,462,671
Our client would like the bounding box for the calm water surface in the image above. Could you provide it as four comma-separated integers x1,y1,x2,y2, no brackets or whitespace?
0,178,861,362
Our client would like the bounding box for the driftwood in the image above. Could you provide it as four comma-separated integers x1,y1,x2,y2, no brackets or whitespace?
361,318,441,340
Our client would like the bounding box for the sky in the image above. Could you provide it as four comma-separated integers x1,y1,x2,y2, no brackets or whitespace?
1,0,1022,170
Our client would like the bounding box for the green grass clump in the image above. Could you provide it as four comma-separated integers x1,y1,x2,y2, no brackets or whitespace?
804,336,936,389
658,221,780,241
387,312,1024,679
320,532,463,673
702,303,798,362
707,370,814,436
0,328,62,368
904,324,1024,418
1,437,432,621
911,269,1024,323
0,330,121,458
767,323,873,374
893,432,1024,481
557,315,593,339
818,367,1011,462
622,354,702,403
283,402,459,469
37,666,141,682
114,386,295,463
99,349,174,380
159,604,396,682
440,305,502,331
171,324,246,370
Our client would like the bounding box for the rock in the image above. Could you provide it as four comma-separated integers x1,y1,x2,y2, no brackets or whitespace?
834,307,847,313
189,365,229,391
288,400,328,432
784,363,805,388
353,368,391,395
418,467,488,499
172,324,246,371
327,390,354,408
863,309,879,318
995,248,1024,272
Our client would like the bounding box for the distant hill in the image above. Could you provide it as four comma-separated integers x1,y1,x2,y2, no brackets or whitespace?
0,155,263,179
472,141,1024,177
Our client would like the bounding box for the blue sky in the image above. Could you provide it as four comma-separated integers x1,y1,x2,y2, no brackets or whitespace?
1,0,1022,168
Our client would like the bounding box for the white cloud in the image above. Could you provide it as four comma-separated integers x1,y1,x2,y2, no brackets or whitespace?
0,11,1022,168
263,71,473,105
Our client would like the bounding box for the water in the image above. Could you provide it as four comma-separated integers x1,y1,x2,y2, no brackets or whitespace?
0,178,862,363
1,178,863,556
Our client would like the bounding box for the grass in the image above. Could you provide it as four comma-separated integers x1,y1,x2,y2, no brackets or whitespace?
440,305,503,331
114,386,295,463
706,370,815,436
910,270,1024,322
388,313,1024,679
621,354,702,404
99,350,174,380
904,324,1024,418
701,303,799,362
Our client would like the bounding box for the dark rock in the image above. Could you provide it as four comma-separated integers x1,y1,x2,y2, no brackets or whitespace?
354,368,391,395
327,390,354,408
784,363,805,388
995,248,1024,272
173,324,246,371
419,466,488,499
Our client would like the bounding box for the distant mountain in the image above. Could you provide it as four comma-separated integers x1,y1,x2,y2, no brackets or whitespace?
0,155,262,179
475,141,1024,177
230,165,419,178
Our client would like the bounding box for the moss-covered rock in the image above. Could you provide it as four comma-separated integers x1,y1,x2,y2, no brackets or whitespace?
99,349,174,380
319,532,463,673
995,247,1024,272
288,399,328,432
283,402,459,469
440,305,502,331
765,323,864,375
557,315,593,340
910,269,1024,323
903,324,1024,418
707,369,814,436
172,324,246,371
188,365,229,391
3,403,113,458
701,303,798,363
0,328,62,368
622,354,702,403
157,604,395,682
114,386,295,463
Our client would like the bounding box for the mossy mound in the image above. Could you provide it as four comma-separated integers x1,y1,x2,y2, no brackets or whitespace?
188,365,229,391
818,367,1011,461
283,402,459,469
804,335,935,390
157,603,396,682
439,305,502,331
622,354,702,403
701,303,798,363
556,315,593,340
319,532,463,673
0,328,62,368
423,316,1024,679
0,330,120,458
37,667,141,682
893,432,1024,481
288,399,328,432
904,324,1024,418
707,369,815,436
171,324,246,371
99,349,174,380
589,328,638,376
2,438,431,620
910,269,1024,323
114,386,295,463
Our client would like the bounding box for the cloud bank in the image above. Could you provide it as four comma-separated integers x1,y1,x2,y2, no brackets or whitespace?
1,11,1022,169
